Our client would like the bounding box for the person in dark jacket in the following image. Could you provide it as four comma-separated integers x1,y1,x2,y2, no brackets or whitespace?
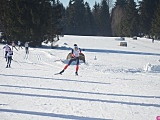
6,48,13,68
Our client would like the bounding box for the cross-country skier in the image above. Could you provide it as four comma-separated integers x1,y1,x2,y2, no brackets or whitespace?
6,47,13,68
24,42,29,54
3,44,10,59
59,44,81,75
11,41,18,51
18,41,23,49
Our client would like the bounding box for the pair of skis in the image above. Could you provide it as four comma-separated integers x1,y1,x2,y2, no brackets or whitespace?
54,72,78,76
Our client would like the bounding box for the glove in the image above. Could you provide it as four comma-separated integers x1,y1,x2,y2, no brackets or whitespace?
71,54,75,58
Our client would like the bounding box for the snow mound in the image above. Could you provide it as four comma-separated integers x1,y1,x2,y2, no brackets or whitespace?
144,63,160,72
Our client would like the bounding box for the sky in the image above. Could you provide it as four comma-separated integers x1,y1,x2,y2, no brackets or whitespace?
59,0,140,8
59,0,106,8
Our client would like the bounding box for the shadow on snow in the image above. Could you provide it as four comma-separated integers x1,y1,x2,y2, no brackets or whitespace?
0,74,110,85
0,91,160,108
85,48,160,56
0,108,111,120
0,84,160,99
55,46,160,56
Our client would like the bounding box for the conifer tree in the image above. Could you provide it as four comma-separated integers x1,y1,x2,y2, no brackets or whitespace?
115,0,126,6
120,0,139,37
151,3,160,39
0,0,63,46
139,0,159,36
92,2,101,35
0,0,8,32
99,0,112,36
83,2,94,35
64,0,85,35
111,0,126,36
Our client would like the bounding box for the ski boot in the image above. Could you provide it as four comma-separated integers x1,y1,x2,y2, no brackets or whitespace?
59,70,64,74
75,72,78,76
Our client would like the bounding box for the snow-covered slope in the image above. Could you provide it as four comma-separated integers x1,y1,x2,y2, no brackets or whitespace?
0,36,160,120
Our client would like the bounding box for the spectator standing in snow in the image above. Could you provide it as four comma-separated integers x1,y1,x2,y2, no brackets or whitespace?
6,47,13,68
59,44,81,75
3,44,10,59
24,42,29,54
11,41,18,51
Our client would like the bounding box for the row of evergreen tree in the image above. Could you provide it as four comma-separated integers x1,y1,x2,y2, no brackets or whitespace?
112,0,160,38
0,0,160,45
63,0,111,36
0,0,63,46
63,0,160,38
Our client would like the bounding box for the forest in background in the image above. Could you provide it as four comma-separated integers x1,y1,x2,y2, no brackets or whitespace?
0,0,160,46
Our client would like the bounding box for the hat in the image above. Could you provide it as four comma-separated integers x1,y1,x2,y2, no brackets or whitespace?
74,44,77,46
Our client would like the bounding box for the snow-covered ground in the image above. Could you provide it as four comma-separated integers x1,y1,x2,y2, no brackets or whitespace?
0,35,160,120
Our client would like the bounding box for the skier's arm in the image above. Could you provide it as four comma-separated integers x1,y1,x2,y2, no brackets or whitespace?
71,49,75,58
79,48,81,53
71,49,73,54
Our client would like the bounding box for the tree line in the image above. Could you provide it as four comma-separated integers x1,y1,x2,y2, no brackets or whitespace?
0,0,63,46
0,0,160,46
63,0,111,36
112,0,160,38
63,0,160,38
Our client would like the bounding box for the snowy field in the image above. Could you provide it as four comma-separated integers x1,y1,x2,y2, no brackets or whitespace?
0,35,160,120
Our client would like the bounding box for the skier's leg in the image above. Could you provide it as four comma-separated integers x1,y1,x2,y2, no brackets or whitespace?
75,65,79,75
64,64,69,70
60,64,69,74
8,57,11,67
6,57,9,68
59,58,75,74
68,58,75,65
5,51,7,58
64,58,75,69
25,47,27,54
5,51,8,61
60,64,68,74
26,50,28,54
27,48,29,54
75,57,79,75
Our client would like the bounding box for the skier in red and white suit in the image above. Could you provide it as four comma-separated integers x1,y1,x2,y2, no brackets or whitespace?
59,44,81,75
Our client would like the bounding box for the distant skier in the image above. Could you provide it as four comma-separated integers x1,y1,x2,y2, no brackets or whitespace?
59,44,81,75
6,47,13,68
18,41,23,49
3,44,10,59
152,38,154,43
24,42,29,54
11,41,18,51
